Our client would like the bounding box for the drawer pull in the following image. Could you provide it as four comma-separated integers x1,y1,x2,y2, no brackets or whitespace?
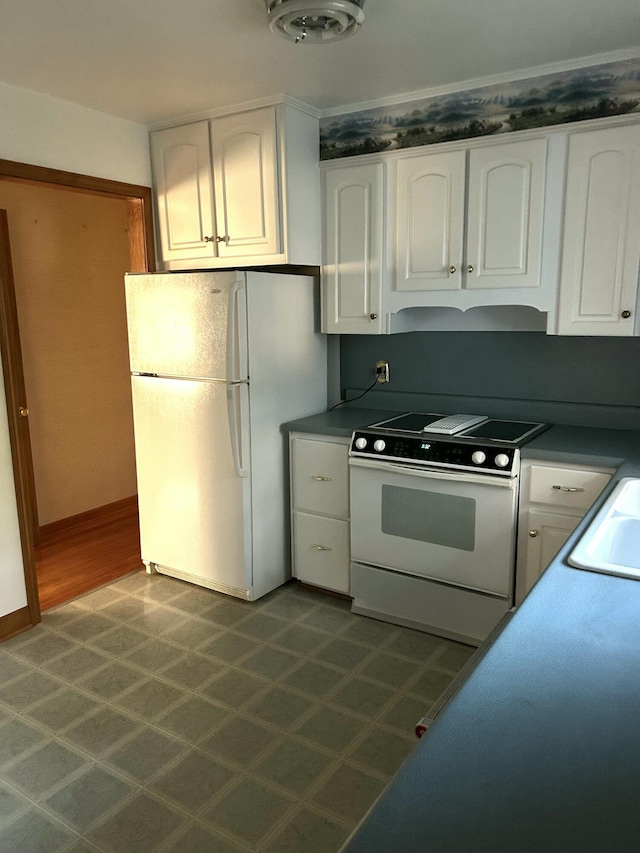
312,544,332,551
552,485,585,493
311,475,332,482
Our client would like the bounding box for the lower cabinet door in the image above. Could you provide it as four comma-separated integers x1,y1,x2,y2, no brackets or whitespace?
516,510,580,605
293,512,350,594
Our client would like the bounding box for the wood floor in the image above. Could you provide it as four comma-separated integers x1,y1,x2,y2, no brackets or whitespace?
35,499,143,611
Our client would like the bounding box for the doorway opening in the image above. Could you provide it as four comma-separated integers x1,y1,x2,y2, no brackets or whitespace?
0,159,155,626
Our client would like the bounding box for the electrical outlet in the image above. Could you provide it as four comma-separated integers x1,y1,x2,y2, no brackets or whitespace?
375,360,390,383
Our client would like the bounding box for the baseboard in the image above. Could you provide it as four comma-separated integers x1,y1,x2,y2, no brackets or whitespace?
0,605,34,642
39,495,138,538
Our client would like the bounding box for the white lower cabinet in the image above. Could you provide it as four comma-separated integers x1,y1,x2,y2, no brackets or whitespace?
515,460,613,604
289,432,350,594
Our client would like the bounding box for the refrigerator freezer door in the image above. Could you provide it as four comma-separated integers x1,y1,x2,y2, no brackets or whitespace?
131,375,252,596
125,271,248,381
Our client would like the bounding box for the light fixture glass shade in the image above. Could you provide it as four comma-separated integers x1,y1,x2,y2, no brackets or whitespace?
266,0,365,43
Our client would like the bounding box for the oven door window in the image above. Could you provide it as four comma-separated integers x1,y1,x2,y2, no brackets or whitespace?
382,485,475,551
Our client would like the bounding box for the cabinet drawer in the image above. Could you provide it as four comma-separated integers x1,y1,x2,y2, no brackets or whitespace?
292,438,349,518
293,513,350,593
527,464,612,511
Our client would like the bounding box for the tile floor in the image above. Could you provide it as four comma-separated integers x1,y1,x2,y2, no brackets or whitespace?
0,572,475,852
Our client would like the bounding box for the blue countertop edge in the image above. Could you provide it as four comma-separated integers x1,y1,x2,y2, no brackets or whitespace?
284,407,640,852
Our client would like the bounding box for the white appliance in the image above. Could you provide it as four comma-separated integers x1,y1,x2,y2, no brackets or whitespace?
124,270,327,601
348,413,548,645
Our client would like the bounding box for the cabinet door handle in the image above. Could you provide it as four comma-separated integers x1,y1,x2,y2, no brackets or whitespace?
552,485,585,493
369,313,378,320
449,265,457,274
529,530,539,538
311,475,332,482
216,235,228,243
467,264,474,273
203,235,215,242
621,310,631,319
312,544,332,551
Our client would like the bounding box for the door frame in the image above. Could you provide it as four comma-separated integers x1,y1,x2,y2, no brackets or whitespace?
0,158,155,639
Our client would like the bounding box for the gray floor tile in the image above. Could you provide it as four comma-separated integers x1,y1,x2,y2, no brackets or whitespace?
240,645,300,680
200,631,259,663
360,652,421,689
104,726,187,782
386,627,445,661
310,764,387,825
295,706,364,753
87,624,149,656
134,578,187,604
131,606,187,636
107,571,149,594
62,707,142,757
161,653,225,690
148,749,237,812
200,601,252,628
0,719,47,767
407,667,455,702
245,686,315,730
24,688,100,733
434,640,476,672
263,805,350,853
282,660,346,699
330,677,395,718
100,597,154,623
200,715,280,768
57,614,116,642
341,616,398,647
273,624,330,655
3,740,89,798
380,693,430,734
167,588,221,616
77,661,147,701
162,619,219,650
114,677,186,720
77,587,125,611
255,738,334,795
42,765,134,831
311,637,373,671
39,606,85,634
41,647,111,683
8,632,79,666
202,776,295,845
200,669,269,709
234,612,287,641
0,671,64,712
155,696,230,743
0,782,30,822
121,638,183,673
0,654,33,684
88,792,187,853
163,822,244,852
261,593,319,621
302,607,354,633
348,725,416,777
0,807,75,853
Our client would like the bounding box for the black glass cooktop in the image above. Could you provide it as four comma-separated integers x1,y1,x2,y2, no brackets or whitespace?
369,412,549,445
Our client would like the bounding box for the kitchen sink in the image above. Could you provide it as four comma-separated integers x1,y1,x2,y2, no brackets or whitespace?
568,478,640,579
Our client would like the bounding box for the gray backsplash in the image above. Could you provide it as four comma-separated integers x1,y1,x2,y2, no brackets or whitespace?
340,332,640,430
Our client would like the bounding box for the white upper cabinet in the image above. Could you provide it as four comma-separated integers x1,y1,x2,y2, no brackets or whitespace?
322,161,385,334
210,108,281,259
394,137,548,297
556,124,640,336
150,102,320,270
150,121,216,264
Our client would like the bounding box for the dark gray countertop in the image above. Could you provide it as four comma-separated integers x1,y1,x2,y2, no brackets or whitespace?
284,407,640,852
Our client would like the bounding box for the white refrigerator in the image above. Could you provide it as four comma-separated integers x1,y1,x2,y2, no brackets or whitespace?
124,269,327,600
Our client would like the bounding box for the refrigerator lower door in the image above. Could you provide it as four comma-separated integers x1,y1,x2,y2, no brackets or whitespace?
131,375,252,597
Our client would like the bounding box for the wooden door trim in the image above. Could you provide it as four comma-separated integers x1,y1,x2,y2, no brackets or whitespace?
0,159,156,635
0,209,40,629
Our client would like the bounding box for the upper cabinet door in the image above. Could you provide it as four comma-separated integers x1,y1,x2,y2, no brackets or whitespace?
211,107,281,259
395,151,465,292
466,138,547,290
150,122,216,264
557,125,640,336
322,162,384,334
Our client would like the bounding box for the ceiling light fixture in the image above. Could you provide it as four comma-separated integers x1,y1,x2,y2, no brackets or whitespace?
266,0,366,44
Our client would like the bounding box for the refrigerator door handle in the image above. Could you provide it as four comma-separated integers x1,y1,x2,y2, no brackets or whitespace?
227,383,249,478
226,278,244,384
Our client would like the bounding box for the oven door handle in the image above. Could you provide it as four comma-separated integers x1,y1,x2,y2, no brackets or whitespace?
348,457,517,489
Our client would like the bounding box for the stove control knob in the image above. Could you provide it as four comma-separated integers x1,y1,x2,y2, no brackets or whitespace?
373,439,386,453
354,437,368,450
471,451,486,465
494,453,510,468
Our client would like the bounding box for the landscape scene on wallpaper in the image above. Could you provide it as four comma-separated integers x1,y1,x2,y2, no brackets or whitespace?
319,59,640,160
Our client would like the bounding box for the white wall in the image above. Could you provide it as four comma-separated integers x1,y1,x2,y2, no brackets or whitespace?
0,83,151,186
0,83,152,618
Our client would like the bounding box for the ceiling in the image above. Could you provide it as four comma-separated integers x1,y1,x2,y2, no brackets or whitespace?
2,0,640,127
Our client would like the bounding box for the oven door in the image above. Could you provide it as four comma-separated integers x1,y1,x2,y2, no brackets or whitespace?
349,457,518,596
